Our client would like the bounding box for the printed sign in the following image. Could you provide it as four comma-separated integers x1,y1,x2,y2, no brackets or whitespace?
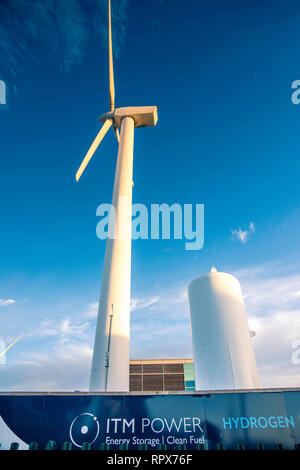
0,390,299,450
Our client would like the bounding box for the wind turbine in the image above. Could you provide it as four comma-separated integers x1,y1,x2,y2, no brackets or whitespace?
76,0,158,392
0,335,23,359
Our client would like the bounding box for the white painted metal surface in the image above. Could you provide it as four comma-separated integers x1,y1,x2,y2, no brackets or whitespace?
188,270,260,391
0,416,28,450
89,116,134,392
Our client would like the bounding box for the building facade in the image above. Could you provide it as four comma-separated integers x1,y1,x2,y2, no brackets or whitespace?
129,359,196,392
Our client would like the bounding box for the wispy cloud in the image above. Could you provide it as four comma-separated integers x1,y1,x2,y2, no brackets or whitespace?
0,299,15,308
2,258,300,390
0,341,92,391
130,296,160,312
27,317,90,341
231,261,300,387
130,286,190,359
83,302,99,319
231,221,255,243
234,261,300,317
0,0,129,79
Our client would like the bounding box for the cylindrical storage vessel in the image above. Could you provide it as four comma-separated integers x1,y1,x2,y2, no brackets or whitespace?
188,271,260,390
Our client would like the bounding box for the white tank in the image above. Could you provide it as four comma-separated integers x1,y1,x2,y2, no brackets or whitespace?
188,269,260,390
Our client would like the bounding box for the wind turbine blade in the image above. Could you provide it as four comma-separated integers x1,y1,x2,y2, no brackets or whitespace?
0,335,23,358
76,119,113,182
113,125,119,142
108,0,115,111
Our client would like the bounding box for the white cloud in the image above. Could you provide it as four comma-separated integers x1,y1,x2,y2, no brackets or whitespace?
247,310,300,388
83,302,99,319
130,287,191,359
59,319,90,337
2,258,300,391
232,262,300,388
239,272,300,316
231,221,255,243
0,299,15,308
0,342,92,391
28,318,91,341
130,296,160,312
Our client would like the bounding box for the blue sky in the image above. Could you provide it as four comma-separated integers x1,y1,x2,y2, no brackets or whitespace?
1,0,300,390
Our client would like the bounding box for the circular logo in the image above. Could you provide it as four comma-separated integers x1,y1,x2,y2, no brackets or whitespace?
69,413,100,448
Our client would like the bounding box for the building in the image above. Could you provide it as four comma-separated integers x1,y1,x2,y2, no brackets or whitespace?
129,359,196,392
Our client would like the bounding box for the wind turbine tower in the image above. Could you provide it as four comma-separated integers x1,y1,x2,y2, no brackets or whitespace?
75,0,158,391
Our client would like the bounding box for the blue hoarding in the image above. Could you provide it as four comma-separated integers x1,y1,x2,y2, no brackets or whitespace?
0,389,299,450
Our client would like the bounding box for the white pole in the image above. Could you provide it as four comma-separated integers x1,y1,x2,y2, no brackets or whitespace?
90,116,135,391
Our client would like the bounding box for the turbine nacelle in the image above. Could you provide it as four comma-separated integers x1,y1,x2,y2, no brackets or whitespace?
76,106,158,181
99,106,158,128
